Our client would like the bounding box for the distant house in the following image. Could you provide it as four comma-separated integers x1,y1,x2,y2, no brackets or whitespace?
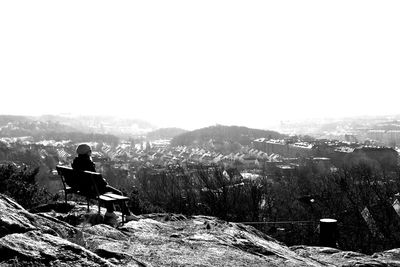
190,154,202,161
241,172,261,181
39,149,48,159
179,151,190,158
91,151,108,162
254,139,315,158
56,148,71,163
275,164,296,177
330,145,398,170
334,146,355,153
151,139,170,149
200,154,214,163
253,138,268,151
241,155,259,167
213,154,224,163
256,151,268,159
150,152,163,160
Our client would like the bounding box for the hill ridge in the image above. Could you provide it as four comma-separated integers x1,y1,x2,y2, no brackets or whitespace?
171,124,285,147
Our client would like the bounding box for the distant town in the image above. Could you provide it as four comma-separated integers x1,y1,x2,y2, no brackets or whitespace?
1,114,399,194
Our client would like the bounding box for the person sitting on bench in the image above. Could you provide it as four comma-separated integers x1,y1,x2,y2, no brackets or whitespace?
72,143,138,224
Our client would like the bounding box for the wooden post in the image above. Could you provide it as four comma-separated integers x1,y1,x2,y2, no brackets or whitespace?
319,218,337,248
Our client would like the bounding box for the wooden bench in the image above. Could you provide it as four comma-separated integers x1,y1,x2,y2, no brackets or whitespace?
56,165,130,222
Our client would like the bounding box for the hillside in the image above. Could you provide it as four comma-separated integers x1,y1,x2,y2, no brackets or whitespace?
171,125,285,147
0,115,34,125
0,115,78,137
0,114,157,138
38,115,157,136
146,127,188,140
0,115,119,144
1,194,399,266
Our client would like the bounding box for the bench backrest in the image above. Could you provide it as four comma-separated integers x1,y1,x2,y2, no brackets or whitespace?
56,165,107,198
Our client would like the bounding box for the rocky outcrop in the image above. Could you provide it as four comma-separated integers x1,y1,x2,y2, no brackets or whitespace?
0,231,112,267
0,194,117,266
291,246,396,266
2,193,400,266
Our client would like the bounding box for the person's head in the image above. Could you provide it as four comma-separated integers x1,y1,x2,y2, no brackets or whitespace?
76,143,92,156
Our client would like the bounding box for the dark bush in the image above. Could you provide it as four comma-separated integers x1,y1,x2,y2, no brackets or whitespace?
0,163,49,208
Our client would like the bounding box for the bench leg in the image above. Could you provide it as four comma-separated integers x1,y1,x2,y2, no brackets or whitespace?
86,198,90,212
120,200,128,224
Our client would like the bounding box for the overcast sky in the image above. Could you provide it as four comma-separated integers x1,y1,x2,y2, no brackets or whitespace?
1,1,399,130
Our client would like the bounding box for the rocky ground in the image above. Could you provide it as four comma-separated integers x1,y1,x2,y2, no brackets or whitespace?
1,194,400,266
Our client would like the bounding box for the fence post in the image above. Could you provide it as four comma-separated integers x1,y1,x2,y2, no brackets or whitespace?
319,218,337,248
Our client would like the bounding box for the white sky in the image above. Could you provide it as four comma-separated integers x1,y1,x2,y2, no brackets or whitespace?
1,1,399,130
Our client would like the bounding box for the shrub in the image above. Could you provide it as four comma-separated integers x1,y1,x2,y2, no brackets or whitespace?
0,163,49,208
